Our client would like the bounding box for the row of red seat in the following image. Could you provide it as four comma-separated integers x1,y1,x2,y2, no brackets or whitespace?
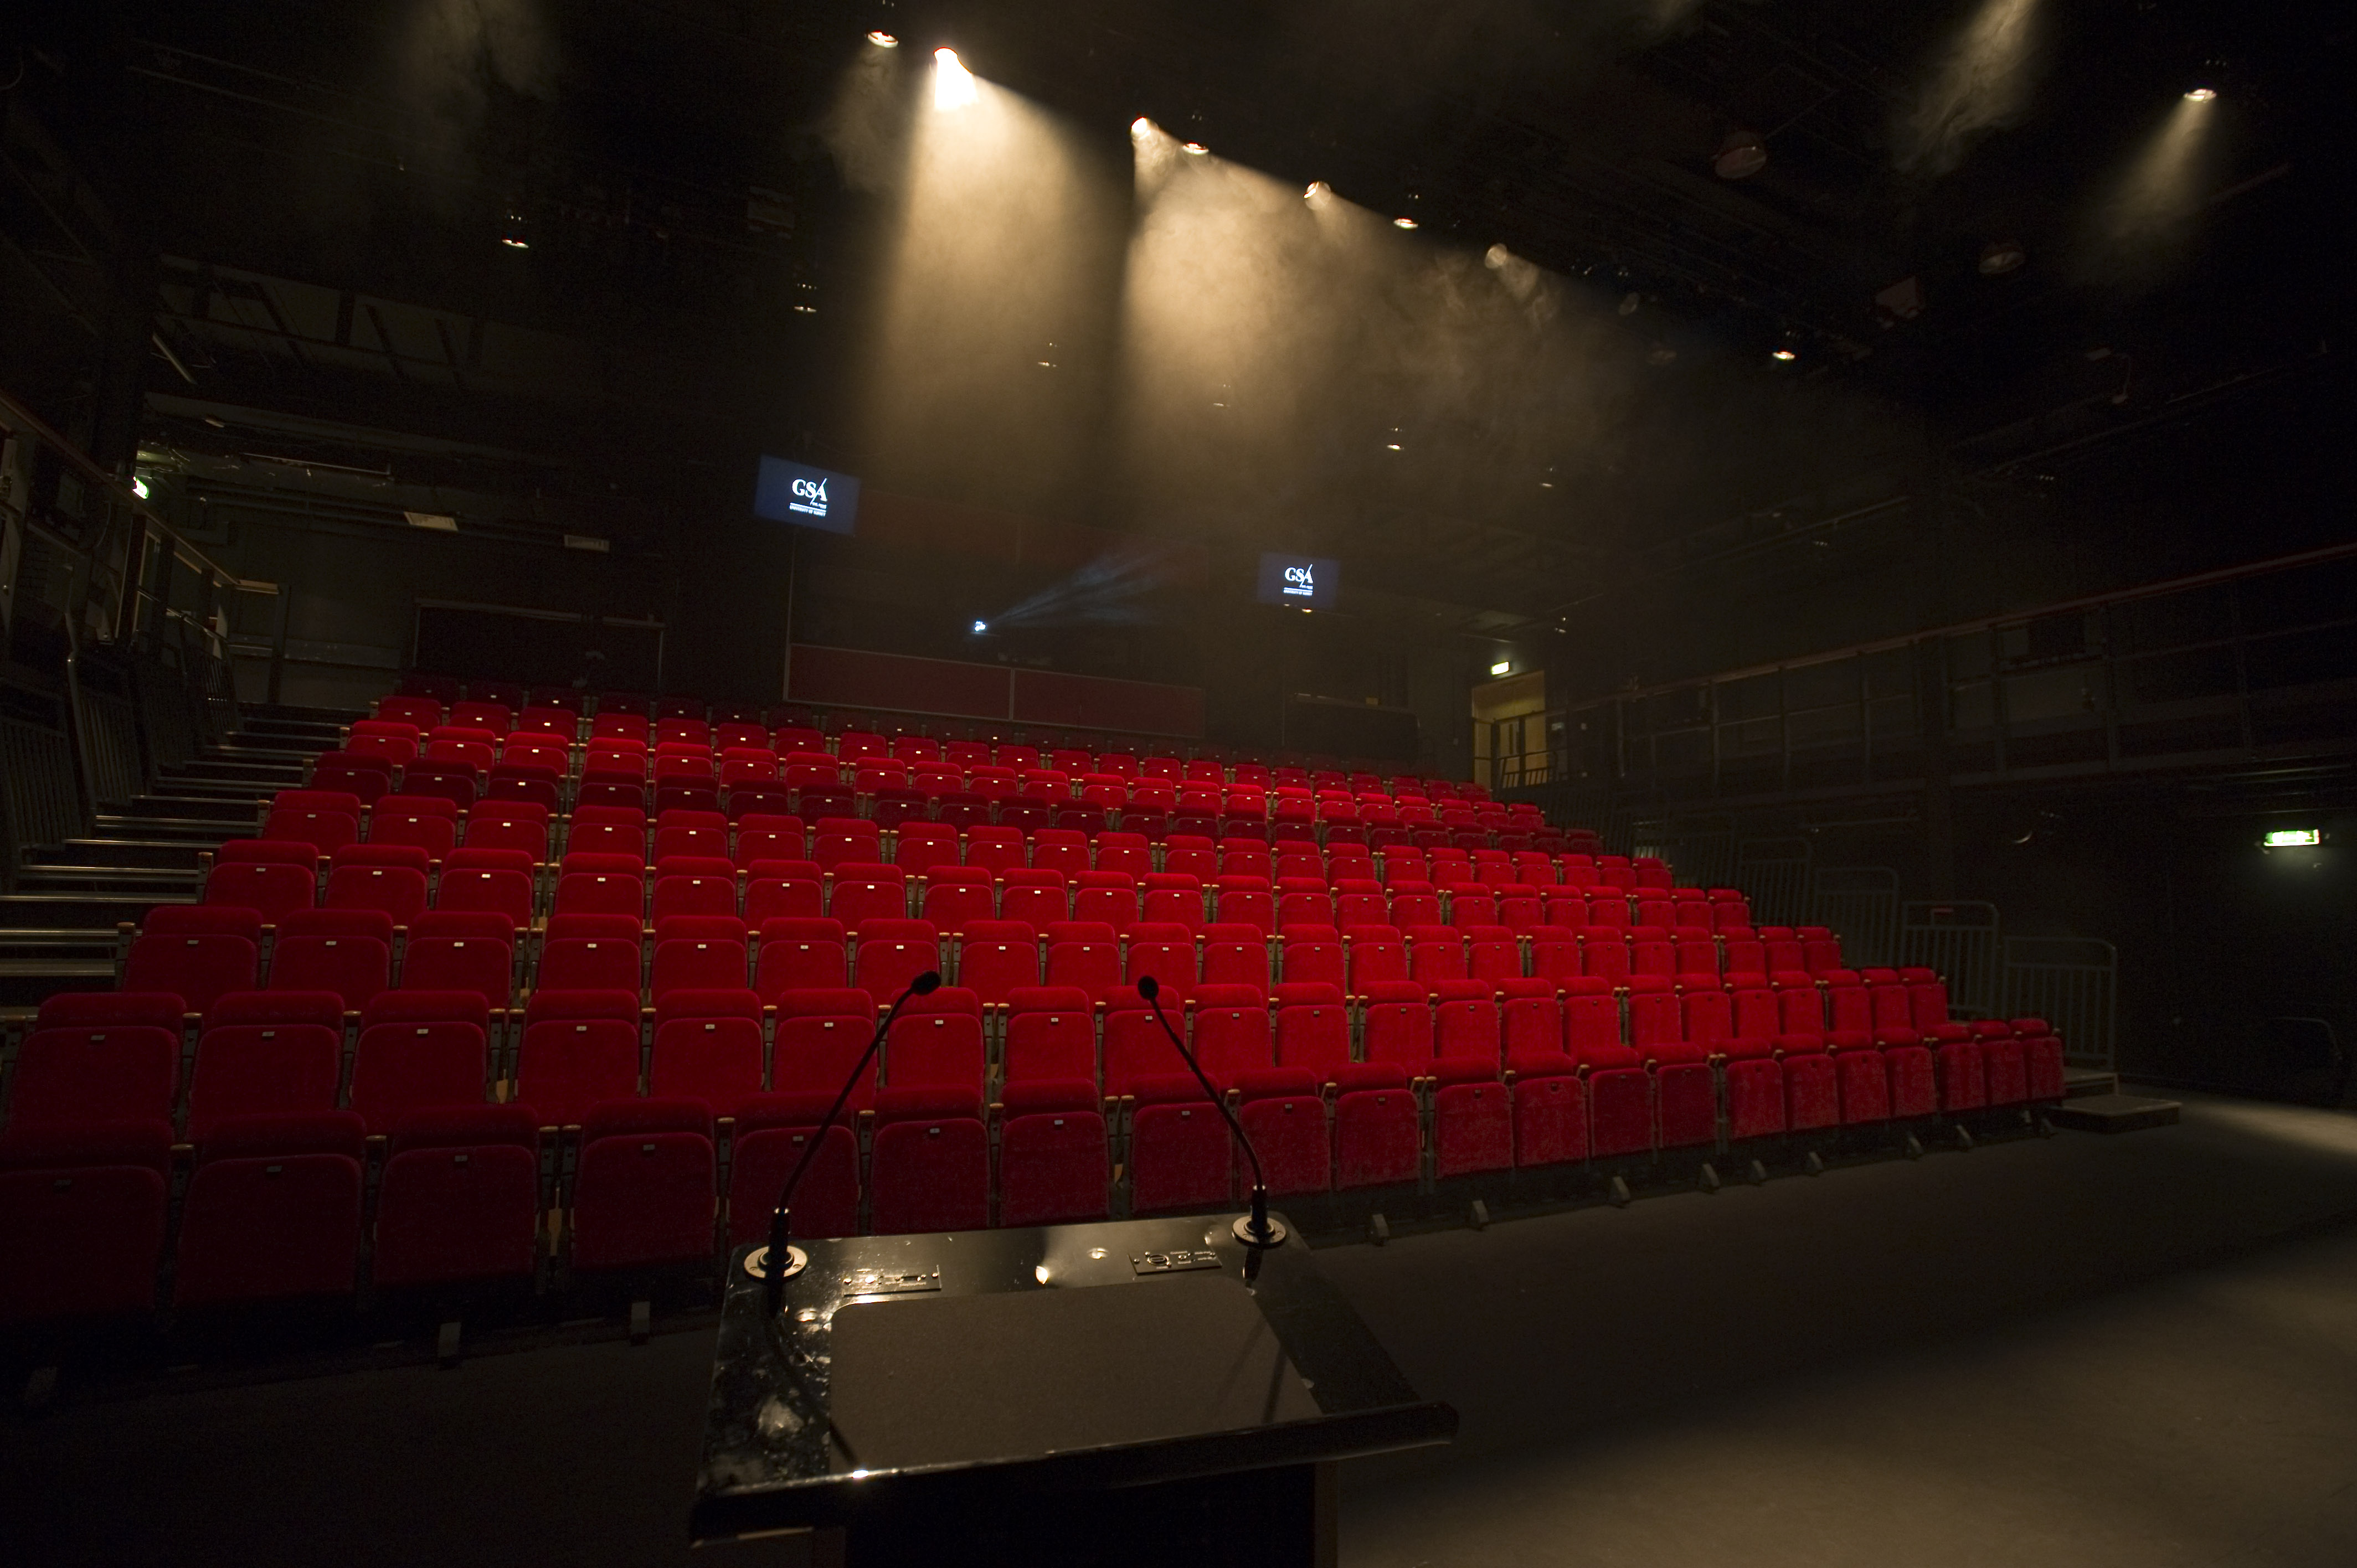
366,695,1494,798
0,984,2065,1326
251,792,1622,882
209,840,1751,936
297,755,1555,848
128,893,1886,1024
11,962,1987,1145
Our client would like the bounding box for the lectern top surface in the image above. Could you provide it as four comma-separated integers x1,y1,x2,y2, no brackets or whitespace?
691,1212,1455,1540
828,1275,1324,1471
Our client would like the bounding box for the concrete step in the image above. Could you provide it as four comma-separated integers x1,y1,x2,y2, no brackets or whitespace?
2064,1069,2120,1099
0,967,115,1008
137,781,277,805
164,759,308,785
97,813,253,840
12,864,202,893
2047,1094,2182,1134
26,839,208,870
0,893,186,928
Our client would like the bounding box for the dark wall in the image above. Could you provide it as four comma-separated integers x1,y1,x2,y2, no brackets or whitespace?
1957,786,2357,1106
193,502,668,711
1543,358,2356,704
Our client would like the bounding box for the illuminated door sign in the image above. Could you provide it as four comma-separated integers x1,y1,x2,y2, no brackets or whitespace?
1257,551,1340,610
753,457,861,535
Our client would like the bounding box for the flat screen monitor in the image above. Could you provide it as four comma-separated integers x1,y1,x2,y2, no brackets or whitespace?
1256,552,1338,610
753,456,860,535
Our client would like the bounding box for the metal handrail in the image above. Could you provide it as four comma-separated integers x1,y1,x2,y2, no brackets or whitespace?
1558,537,2357,709
0,385,268,594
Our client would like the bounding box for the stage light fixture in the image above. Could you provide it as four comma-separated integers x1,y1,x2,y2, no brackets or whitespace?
2264,828,2320,848
1393,216,1418,229
1131,117,1152,137
971,620,988,634
1386,442,1402,451
1490,660,1511,677
1305,181,1328,199
867,30,898,47
933,48,976,110
2184,86,2216,101
500,209,529,249
1771,346,1797,361
1978,238,2027,275
1713,128,1768,179
1181,142,1208,155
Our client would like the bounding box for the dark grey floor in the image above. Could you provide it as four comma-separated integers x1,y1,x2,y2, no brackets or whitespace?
4,1094,2355,1567
1331,1094,2357,1566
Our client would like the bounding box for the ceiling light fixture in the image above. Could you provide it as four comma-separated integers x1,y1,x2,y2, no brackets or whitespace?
1181,141,1208,155
1490,660,1511,677
1771,346,1797,361
1304,181,1328,200
1978,238,2027,276
933,48,976,110
2184,86,2217,102
1713,128,1768,179
1130,117,1152,137
1393,216,1418,229
867,30,898,47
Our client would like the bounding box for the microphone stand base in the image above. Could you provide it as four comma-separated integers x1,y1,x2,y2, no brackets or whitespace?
743,1245,810,1286
1232,1215,1288,1247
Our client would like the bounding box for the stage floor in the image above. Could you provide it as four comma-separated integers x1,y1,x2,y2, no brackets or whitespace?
5,1090,2355,1567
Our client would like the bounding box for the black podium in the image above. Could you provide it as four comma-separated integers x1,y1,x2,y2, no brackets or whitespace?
691,1212,1456,1565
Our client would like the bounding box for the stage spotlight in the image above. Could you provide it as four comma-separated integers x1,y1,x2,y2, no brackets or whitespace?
2184,86,2217,101
1181,142,1208,155
971,620,988,634
1978,238,2027,275
1771,345,1797,361
1713,129,1768,179
1392,216,1418,229
1305,181,1329,199
933,48,976,110
867,30,898,47
1131,117,1152,137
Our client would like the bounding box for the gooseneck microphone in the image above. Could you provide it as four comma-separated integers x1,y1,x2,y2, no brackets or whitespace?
761,969,942,1314
1136,976,1284,1247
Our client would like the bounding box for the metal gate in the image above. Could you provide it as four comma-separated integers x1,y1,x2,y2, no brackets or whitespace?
1810,867,1900,967
1900,901,2005,1019
2004,937,2117,1069
1733,838,1813,927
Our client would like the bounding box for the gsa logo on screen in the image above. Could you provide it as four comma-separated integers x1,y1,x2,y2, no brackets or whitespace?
754,456,861,536
1257,551,1340,610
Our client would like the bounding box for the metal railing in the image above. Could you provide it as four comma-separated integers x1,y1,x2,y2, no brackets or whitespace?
1494,539,2357,801
1733,837,1814,926
1811,866,1900,967
1898,901,2005,1019
0,387,248,871
2004,937,2119,1069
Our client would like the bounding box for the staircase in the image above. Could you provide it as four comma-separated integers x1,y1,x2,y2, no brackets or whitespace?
0,705,354,1008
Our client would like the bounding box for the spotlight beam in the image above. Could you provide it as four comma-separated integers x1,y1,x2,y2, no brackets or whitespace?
933,48,975,111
